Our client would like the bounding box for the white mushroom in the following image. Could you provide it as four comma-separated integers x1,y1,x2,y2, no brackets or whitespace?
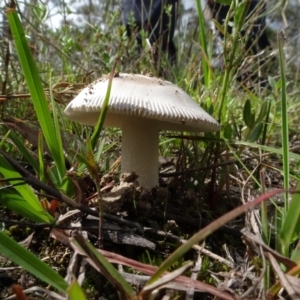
64,73,220,189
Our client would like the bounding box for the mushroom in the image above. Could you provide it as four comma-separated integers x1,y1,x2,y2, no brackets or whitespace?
64,73,220,189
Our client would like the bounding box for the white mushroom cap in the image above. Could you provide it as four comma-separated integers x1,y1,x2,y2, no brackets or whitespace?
64,73,220,189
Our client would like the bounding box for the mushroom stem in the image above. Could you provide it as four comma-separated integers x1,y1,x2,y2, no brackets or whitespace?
121,118,159,189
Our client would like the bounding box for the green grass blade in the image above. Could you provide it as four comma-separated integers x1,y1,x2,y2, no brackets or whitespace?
279,181,300,256
90,72,114,150
290,240,300,262
0,231,68,293
234,141,300,162
6,7,65,184
49,77,66,172
278,32,289,211
0,188,52,223
38,131,46,183
0,153,54,223
67,280,87,300
195,0,210,87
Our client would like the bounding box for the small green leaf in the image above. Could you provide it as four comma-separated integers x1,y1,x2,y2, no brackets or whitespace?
268,76,277,89
256,101,268,124
247,123,263,142
280,181,300,253
234,1,244,25
223,124,233,139
67,280,87,300
275,78,282,91
243,99,254,128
